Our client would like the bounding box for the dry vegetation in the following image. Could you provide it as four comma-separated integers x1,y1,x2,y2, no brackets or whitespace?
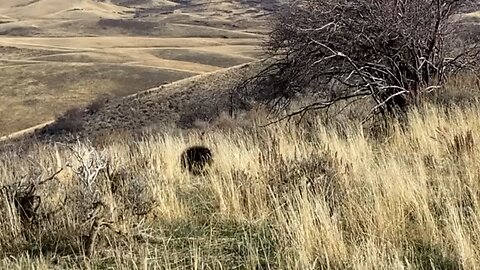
0,0,268,136
0,62,196,136
30,61,264,141
1,101,480,269
2,1,480,269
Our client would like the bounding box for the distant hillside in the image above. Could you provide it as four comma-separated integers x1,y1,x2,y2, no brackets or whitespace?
31,61,264,141
0,0,271,136
0,0,279,36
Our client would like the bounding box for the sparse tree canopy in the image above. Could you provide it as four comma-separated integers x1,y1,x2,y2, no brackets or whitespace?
240,0,480,119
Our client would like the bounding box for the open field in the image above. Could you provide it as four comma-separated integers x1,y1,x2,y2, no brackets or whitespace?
1,104,480,269
0,0,269,136
2,1,480,269
0,61,196,135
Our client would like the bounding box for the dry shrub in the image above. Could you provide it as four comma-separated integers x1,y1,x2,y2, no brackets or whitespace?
90,128,137,149
42,107,86,136
35,95,109,140
239,0,480,121
256,135,349,216
0,142,157,259
3,101,480,268
86,95,110,115
192,107,271,133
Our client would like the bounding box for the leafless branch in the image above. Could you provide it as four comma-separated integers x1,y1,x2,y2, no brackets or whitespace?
237,0,479,122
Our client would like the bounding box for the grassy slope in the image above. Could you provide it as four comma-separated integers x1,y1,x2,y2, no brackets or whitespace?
0,37,261,136
32,61,264,141
1,104,480,269
0,0,269,136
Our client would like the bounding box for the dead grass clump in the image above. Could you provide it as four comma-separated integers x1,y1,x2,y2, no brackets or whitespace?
3,99,480,268
86,95,110,116
0,169,63,240
36,95,109,140
258,137,348,216
0,142,159,261
449,130,475,158
427,72,480,106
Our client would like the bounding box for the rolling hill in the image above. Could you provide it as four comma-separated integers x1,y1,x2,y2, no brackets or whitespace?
0,0,275,136
29,60,264,142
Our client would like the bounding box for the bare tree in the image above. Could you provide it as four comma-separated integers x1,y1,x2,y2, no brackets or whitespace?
238,0,480,120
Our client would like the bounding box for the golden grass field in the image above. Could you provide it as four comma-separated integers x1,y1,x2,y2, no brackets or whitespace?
2,1,480,269
1,103,480,269
0,0,268,136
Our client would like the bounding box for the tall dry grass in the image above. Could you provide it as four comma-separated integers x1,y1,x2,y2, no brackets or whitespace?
1,103,480,269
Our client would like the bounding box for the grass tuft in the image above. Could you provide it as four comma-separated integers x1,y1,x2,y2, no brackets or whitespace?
1,103,480,268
